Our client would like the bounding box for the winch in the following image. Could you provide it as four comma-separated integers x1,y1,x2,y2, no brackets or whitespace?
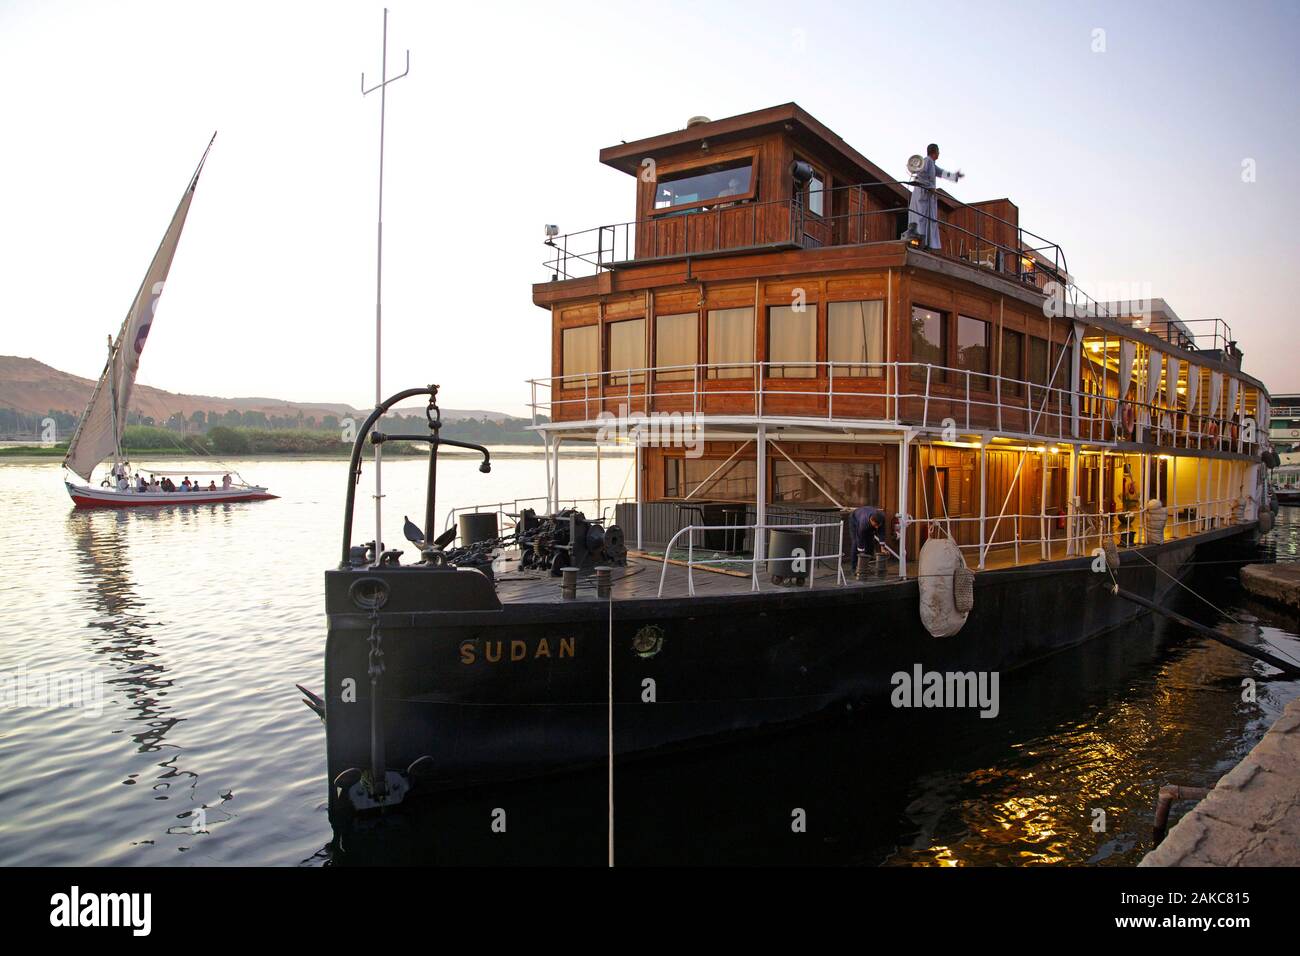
515,508,627,575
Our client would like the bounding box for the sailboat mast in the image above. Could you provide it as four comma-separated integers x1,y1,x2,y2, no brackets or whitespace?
105,334,122,467
360,8,409,564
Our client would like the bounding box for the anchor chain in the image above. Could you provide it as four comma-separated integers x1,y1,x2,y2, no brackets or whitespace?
366,606,388,797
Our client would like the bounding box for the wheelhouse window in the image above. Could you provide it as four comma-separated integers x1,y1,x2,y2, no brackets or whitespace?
1001,329,1024,397
653,159,754,212
910,306,947,382
654,312,698,381
561,325,598,389
707,307,754,379
828,300,884,377
606,318,645,387
767,304,816,378
956,315,991,391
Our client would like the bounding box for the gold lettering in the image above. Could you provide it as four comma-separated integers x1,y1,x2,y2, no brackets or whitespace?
560,637,575,659
459,641,476,665
485,641,503,663
510,640,527,662
535,639,550,658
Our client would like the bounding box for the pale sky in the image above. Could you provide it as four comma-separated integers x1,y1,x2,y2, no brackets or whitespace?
2,0,1297,417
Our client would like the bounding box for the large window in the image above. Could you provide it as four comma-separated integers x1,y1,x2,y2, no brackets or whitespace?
1028,336,1049,388
828,300,884,377
910,306,947,382
664,456,756,501
561,325,598,389
653,160,754,211
956,315,991,391
655,312,697,381
606,319,645,386
707,307,755,379
772,459,880,508
1001,329,1024,397
767,305,816,377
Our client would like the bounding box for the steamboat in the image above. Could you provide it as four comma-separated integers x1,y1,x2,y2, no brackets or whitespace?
317,104,1279,833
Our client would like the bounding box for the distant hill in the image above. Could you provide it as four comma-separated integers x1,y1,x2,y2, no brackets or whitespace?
0,355,514,425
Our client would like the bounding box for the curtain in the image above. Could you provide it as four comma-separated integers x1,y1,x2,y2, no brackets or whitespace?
828,300,884,377
707,307,754,379
767,306,816,377
1115,340,1135,427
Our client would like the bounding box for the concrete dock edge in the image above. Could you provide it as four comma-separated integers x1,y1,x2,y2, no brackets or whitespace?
1140,697,1300,866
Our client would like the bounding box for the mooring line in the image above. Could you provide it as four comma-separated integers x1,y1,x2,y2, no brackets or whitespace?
1128,546,1300,671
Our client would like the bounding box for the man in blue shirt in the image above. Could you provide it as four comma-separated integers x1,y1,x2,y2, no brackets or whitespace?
850,506,888,557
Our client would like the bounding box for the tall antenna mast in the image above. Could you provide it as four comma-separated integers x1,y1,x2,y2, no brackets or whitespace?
360,8,410,564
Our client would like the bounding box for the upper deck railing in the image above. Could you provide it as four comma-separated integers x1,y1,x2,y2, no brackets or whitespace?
528,359,1265,457
542,178,1069,289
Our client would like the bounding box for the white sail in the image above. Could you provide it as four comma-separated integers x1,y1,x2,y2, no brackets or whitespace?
63,135,215,482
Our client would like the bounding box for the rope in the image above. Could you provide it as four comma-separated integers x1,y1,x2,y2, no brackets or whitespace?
1131,547,1300,670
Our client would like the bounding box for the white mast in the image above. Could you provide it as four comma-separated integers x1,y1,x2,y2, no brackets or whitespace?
360,8,409,564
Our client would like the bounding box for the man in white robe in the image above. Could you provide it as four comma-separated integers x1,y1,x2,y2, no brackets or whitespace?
907,144,963,251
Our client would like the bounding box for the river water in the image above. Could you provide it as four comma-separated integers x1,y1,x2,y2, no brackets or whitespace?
0,456,1296,866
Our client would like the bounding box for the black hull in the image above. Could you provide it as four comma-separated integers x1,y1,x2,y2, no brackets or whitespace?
322,524,1256,827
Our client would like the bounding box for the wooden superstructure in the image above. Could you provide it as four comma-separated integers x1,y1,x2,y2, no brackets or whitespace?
526,104,1272,574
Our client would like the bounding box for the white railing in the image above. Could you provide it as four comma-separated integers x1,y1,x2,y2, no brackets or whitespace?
656,521,845,597
529,360,1263,455
916,494,1251,569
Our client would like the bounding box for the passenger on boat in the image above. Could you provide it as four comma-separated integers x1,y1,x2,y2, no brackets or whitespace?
207,480,217,491
161,477,175,492
137,475,148,492
222,473,232,490
849,505,888,556
906,144,963,251
181,478,191,491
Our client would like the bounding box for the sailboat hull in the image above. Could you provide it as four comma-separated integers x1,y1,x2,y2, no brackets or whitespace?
65,481,277,509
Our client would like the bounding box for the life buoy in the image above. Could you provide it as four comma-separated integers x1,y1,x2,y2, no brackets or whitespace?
1229,420,1240,444
1206,419,1219,441
1119,402,1135,439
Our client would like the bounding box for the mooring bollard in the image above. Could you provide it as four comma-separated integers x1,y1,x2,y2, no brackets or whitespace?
561,566,579,600
595,565,612,599
875,552,888,576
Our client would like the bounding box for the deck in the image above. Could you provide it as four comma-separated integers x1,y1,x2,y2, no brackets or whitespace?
487,518,1247,605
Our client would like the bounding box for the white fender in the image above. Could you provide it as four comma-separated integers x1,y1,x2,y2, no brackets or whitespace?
918,536,971,638
1143,498,1168,540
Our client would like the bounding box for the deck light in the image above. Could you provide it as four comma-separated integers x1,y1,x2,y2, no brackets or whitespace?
544,224,559,245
